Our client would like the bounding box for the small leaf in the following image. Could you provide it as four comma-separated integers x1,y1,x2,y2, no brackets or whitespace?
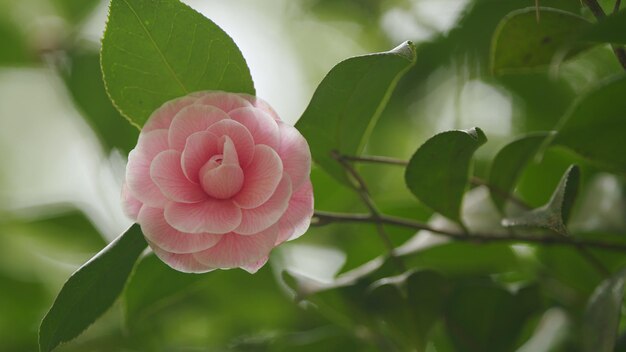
0,18,33,66
582,268,626,352
503,165,580,235
101,0,255,127
552,74,626,172
581,10,626,45
51,0,100,24
490,7,591,74
19,208,107,252
404,127,487,224
61,48,139,153
295,41,416,185
488,132,550,212
39,225,147,352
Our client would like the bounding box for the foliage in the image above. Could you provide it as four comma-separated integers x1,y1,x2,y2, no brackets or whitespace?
0,0,625,351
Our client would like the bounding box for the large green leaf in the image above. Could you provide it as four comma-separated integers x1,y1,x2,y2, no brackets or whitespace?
582,269,626,352
62,48,139,153
367,270,448,351
39,225,147,352
295,41,416,185
404,127,487,224
581,10,626,45
552,74,626,172
101,0,255,127
444,283,543,352
488,132,550,212
503,165,580,235
490,7,591,74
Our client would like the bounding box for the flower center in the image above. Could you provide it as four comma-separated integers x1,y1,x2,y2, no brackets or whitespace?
198,137,244,199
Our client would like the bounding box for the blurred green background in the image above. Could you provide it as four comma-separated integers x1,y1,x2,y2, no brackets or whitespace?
1,0,625,351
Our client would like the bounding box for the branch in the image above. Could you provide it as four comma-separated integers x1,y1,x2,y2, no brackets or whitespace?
582,0,626,70
332,151,406,271
312,210,626,253
342,154,532,209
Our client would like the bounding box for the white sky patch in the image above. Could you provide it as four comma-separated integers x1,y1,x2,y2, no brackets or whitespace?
381,0,470,43
0,69,131,241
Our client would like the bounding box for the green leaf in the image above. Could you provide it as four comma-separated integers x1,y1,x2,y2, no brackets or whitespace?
488,132,550,212
367,270,447,351
503,165,580,235
101,0,255,128
404,127,487,224
62,48,139,153
444,283,542,352
0,272,48,351
39,225,147,352
51,0,100,24
402,242,519,276
490,7,591,74
581,10,626,45
552,74,626,172
0,18,32,66
123,253,201,328
18,208,107,252
295,41,416,185
582,268,626,352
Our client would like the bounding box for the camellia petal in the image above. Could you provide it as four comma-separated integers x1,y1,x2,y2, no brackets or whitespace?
168,104,230,150
181,130,220,183
229,107,280,150
276,180,314,245
122,91,313,273
241,256,269,274
277,121,311,190
142,96,198,132
139,206,222,254
233,145,283,209
150,245,214,273
239,94,281,121
164,198,242,234
196,91,252,112
206,119,255,167
150,150,208,203
126,130,169,207
235,175,292,235
193,224,279,269
121,183,142,220
199,138,245,199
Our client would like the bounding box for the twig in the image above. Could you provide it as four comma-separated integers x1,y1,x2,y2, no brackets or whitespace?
312,210,626,253
341,154,532,210
535,0,541,22
332,151,406,272
582,0,626,70
342,154,408,166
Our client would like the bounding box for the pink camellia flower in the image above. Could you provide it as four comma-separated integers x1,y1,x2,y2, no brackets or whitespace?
121,91,313,273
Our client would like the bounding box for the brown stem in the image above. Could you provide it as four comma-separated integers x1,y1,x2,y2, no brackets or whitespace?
312,210,626,254
332,151,406,272
342,154,532,210
583,0,626,70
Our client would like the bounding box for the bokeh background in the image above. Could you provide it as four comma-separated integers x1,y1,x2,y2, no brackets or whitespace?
1,0,625,351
